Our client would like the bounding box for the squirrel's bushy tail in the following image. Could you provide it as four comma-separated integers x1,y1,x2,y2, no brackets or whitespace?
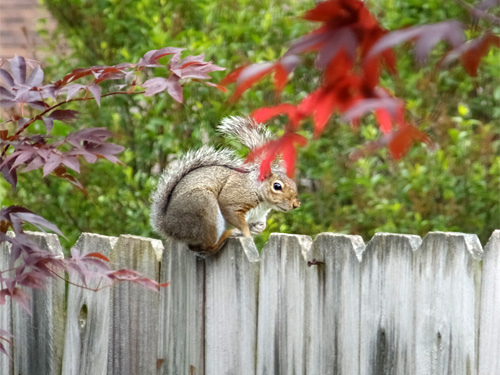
150,146,243,236
217,116,272,150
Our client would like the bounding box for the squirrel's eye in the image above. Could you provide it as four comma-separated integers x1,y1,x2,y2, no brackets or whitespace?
273,182,282,191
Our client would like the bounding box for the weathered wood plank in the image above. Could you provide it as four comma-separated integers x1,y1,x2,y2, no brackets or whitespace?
12,232,66,375
157,240,205,375
478,230,500,375
205,237,260,375
107,235,163,375
256,233,314,375
0,237,13,375
359,233,422,375
62,233,118,375
306,233,364,375
414,232,482,375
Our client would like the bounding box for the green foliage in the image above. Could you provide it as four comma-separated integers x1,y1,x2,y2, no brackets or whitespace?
2,0,498,248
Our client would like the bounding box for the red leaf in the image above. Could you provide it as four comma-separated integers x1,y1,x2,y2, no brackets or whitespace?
220,65,248,86
303,0,344,22
85,252,110,262
313,90,337,136
251,104,301,125
273,64,289,94
388,124,432,159
460,33,500,76
230,63,274,101
202,81,228,92
375,108,392,134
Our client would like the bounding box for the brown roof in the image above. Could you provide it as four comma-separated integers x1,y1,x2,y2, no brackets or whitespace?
0,0,53,59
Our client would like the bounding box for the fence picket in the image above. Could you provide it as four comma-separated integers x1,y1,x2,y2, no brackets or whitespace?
0,237,12,375
478,230,500,375
158,240,205,375
359,233,422,375
62,233,118,375
256,233,314,375
205,237,260,375
12,232,65,375
107,235,163,375
306,233,364,375
414,232,482,375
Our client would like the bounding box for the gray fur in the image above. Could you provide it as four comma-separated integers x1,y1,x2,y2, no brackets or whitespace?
150,145,246,236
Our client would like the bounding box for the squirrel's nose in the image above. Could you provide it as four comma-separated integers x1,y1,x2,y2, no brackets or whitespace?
293,200,301,209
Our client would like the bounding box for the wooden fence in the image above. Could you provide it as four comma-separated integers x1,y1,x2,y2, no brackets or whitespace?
0,230,499,375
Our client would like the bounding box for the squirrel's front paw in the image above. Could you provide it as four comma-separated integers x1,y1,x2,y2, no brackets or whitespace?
249,221,266,234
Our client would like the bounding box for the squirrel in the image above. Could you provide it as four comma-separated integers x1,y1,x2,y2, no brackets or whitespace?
150,116,300,254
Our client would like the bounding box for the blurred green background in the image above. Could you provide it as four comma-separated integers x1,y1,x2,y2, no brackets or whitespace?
1,0,499,249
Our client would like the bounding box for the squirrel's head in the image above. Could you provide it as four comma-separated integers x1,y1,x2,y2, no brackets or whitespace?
262,171,300,212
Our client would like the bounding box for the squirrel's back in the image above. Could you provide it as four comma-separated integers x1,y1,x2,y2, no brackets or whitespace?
150,146,244,236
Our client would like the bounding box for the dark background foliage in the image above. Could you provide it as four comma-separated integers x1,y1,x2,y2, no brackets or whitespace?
1,0,499,248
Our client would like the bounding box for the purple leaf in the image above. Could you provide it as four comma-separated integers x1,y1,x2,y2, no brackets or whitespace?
23,156,44,173
0,99,16,108
0,158,17,189
48,109,79,122
8,56,27,84
26,65,44,87
0,86,14,100
315,28,357,69
42,153,62,177
236,63,274,85
42,117,54,134
368,21,465,63
65,84,86,101
11,211,63,236
88,84,102,106
26,101,47,111
0,68,15,88
286,31,331,56
343,97,404,121
142,77,169,97
11,288,32,315
279,54,302,73
166,76,183,103
138,47,184,67
10,150,33,169
17,118,28,131
61,155,80,173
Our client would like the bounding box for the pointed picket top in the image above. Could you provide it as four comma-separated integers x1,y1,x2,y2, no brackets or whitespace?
313,232,365,261
26,231,63,257
484,229,500,251
420,231,483,259
115,234,164,263
236,236,260,262
263,232,314,261
73,232,118,256
364,232,422,254
479,229,500,375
